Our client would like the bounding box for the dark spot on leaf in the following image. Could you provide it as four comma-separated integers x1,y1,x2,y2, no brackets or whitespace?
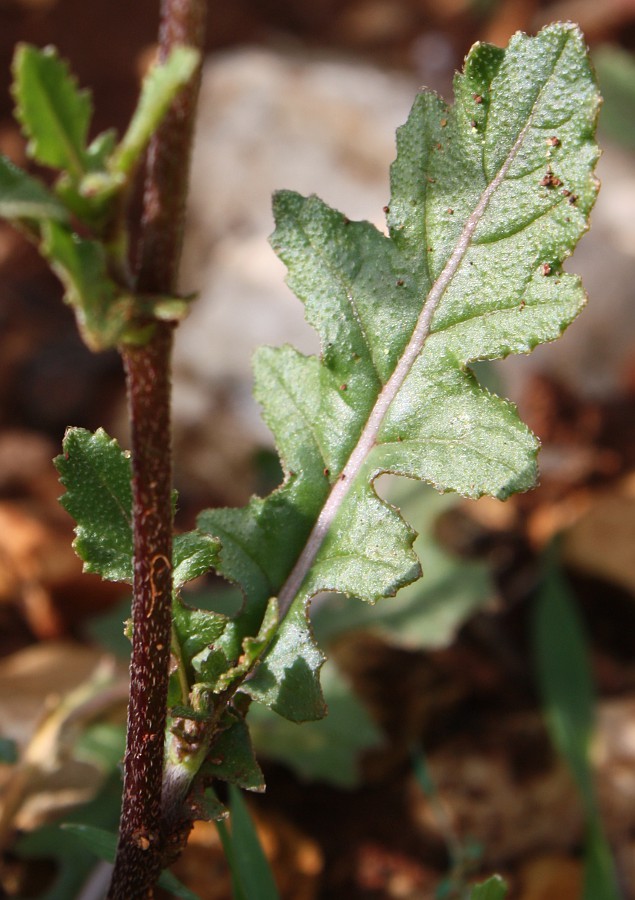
541,263,551,275
447,208,454,215
546,136,561,147
340,383,347,391
568,194,578,205
540,170,562,188
396,278,405,286
383,205,389,214
440,118,448,127
473,94,483,103
323,468,330,477
470,120,478,129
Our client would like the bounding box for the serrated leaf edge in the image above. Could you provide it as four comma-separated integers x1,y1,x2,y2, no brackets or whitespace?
275,35,569,618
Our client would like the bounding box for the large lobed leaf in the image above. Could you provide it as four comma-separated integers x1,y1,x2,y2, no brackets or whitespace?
198,24,600,722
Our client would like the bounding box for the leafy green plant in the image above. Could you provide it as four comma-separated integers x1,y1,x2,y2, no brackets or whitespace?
0,2,600,895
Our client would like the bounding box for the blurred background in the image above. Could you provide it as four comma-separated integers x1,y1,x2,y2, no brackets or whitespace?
1,0,635,897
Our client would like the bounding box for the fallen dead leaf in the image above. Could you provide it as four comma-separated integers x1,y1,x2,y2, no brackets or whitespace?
0,642,127,840
170,806,322,900
517,853,582,900
562,494,635,596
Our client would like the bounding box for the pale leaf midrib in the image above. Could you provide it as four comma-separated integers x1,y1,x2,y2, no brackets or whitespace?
276,38,568,618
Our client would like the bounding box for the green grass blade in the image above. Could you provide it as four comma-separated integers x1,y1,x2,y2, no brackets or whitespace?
227,785,280,900
533,551,620,900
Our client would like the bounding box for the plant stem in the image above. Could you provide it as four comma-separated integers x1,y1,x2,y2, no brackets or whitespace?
107,0,206,897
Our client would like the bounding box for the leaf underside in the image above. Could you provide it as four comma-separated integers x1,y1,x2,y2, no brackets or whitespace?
196,24,600,722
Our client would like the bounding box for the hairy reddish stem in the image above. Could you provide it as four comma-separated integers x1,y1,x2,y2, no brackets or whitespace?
107,0,206,897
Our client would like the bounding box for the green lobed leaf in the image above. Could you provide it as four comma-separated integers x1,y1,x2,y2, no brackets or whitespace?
193,786,228,823
247,657,383,787
172,599,231,692
198,710,265,792
56,427,133,583
0,154,70,224
312,482,493,649
198,24,600,723
85,128,118,170
111,46,200,176
41,220,137,350
56,427,221,588
12,44,92,178
174,531,222,589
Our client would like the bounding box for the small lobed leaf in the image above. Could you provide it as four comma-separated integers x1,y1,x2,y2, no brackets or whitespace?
0,154,70,224
173,532,222,589
198,711,265,793
198,24,600,724
216,598,278,691
56,428,133,583
12,44,92,178
172,600,231,691
312,484,493,650
247,657,383,787
56,427,221,591
42,221,136,351
111,46,200,177
85,128,118,171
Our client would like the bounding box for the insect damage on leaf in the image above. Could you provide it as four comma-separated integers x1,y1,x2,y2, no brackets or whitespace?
196,24,600,725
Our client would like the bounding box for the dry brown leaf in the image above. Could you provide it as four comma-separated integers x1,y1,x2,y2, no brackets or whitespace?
410,712,584,865
562,494,635,597
0,643,127,840
171,808,322,900
517,854,582,900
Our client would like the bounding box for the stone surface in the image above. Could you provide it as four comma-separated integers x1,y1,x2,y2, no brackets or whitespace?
175,48,635,454
175,48,417,439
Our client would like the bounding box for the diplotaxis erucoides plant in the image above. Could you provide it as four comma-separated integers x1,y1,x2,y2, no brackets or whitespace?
0,2,599,894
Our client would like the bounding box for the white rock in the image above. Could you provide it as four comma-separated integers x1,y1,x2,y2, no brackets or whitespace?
174,48,417,437
175,47,635,452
